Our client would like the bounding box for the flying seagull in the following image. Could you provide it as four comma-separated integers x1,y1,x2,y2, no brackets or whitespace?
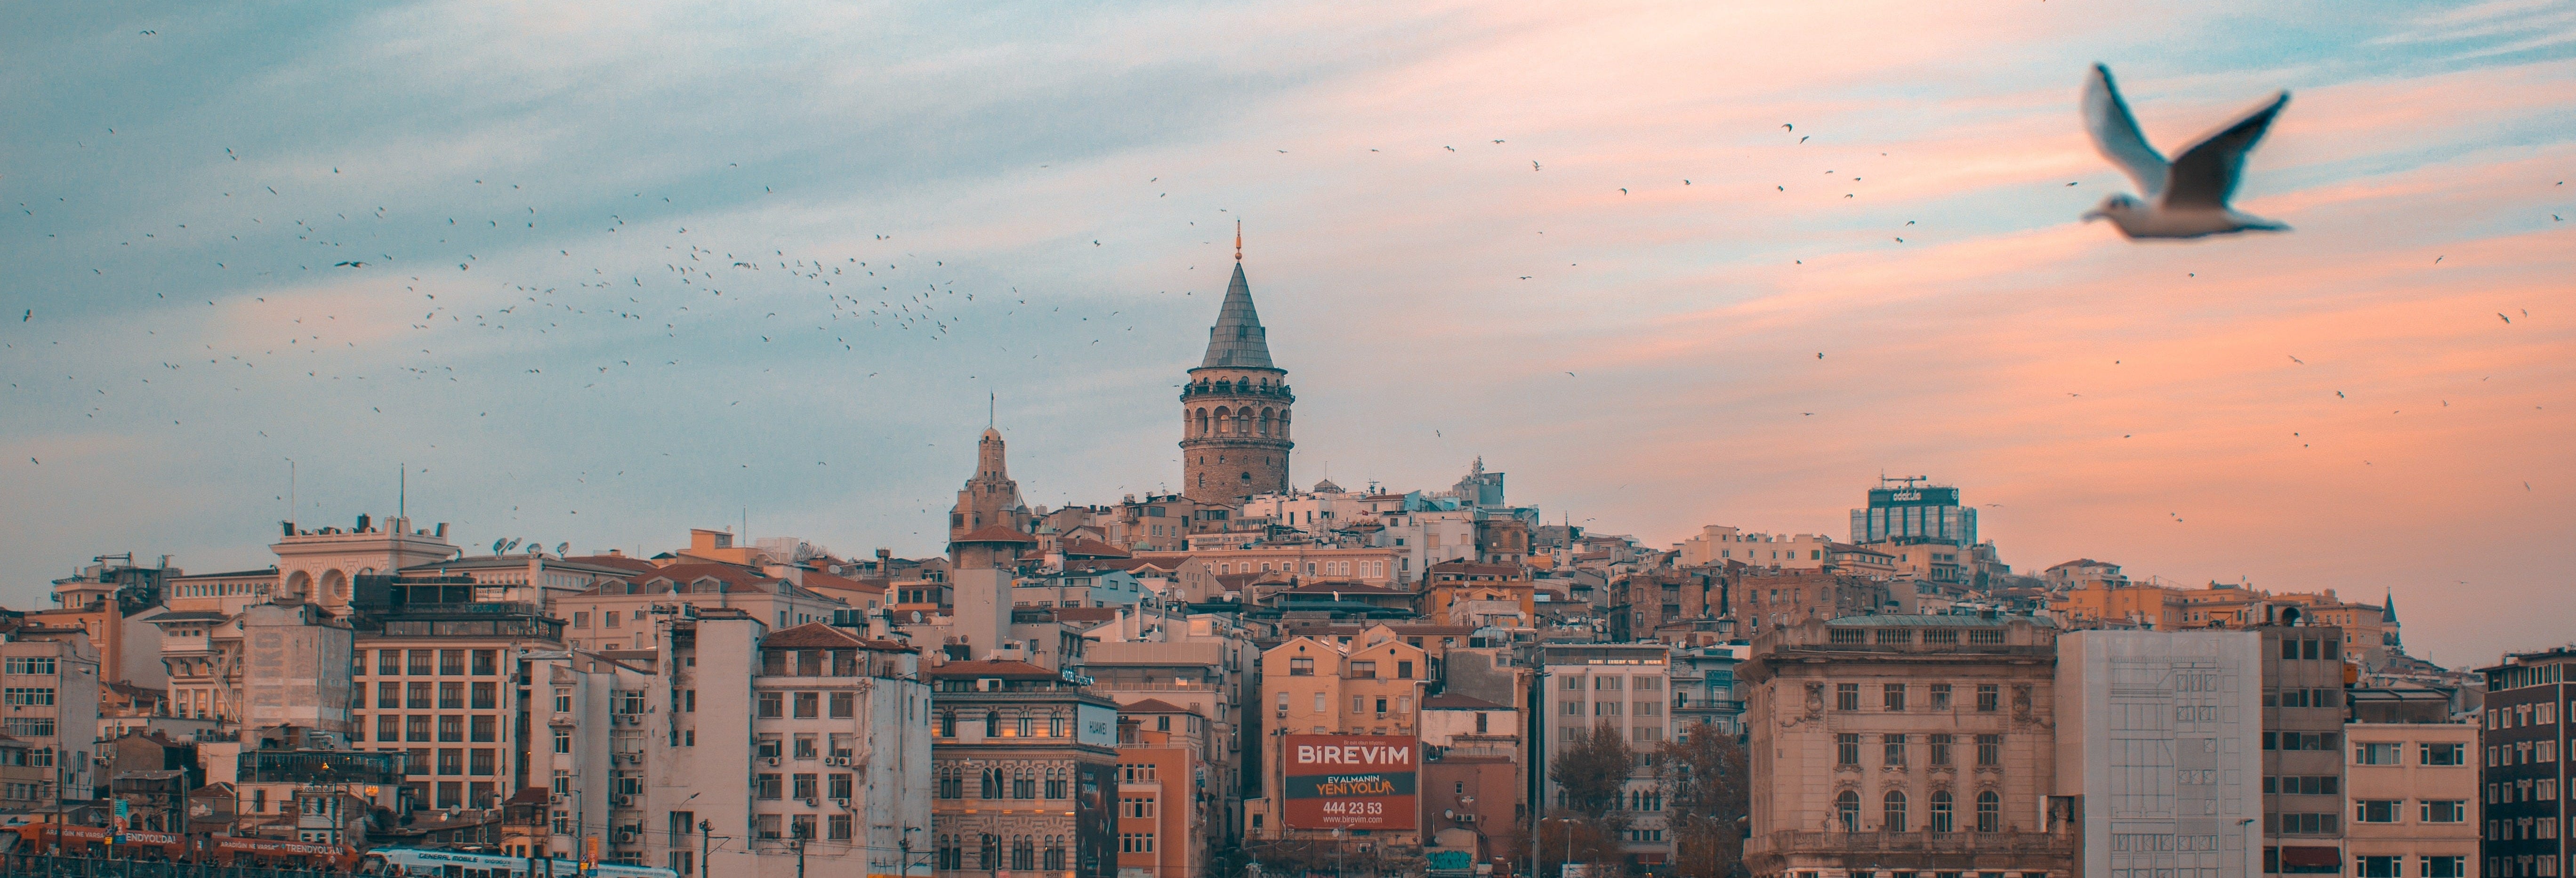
2080,64,2291,239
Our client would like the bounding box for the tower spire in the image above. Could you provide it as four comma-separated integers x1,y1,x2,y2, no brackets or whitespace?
1234,219,1242,261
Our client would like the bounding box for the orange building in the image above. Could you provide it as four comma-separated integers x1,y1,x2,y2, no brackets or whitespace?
2047,580,2188,630
1115,700,1208,878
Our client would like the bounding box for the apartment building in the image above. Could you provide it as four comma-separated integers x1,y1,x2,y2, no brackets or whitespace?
2345,689,2478,878
1115,699,1210,878
2057,629,2263,878
0,628,101,807
928,658,1120,878
1248,634,1431,842
348,574,564,813
1742,616,2070,878
2478,647,2571,878
2261,625,2351,877
1537,642,1678,871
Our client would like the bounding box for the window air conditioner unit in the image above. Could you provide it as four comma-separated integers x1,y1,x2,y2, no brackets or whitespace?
765,757,780,766
827,757,847,766
803,797,818,807
1457,814,1477,823
614,795,634,807
832,798,851,808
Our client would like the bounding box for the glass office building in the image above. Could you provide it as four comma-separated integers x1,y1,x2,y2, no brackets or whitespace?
1849,479,1977,548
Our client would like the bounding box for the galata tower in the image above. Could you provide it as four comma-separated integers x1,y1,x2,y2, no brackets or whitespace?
1180,232,1292,505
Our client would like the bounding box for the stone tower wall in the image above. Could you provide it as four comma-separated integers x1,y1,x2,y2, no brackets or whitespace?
1180,365,1292,505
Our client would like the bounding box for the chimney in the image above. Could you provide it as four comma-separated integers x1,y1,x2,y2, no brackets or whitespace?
876,548,892,575
281,521,294,538
356,514,371,532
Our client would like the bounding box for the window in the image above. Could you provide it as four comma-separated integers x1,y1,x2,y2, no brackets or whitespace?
2355,742,2399,765
554,729,572,754
1883,790,1908,832
1398,661,1415,679
1884,733,1908,766
1884,684,1907,711
472,682,498,709
1836,790,1860,831
829,773,853,800
795,735,819,760
1352,661,1377,678
1975,684,1999,711
1837,733,1860,766
438,715,464,742
439,649,465,675
472,649,498,675
829,814,853,841
1929,733,1954,766
2356,857,2400,878
1930,684,1952,709
794,773,818,800
1046,767,1066,799
755,773,783,800
985,711,1000,737
1929,790,1954,832
758,692,783,718
2422,800,2466,822
406,715,433,743
377,651,401,676
1974,790,1999,832
437,748,464,775
830,692,855,718
408,650,434,675
378,682,401,709
2354,799,2400,823
1,688,55,706
1837,683,1860,711
1975,734,2001,767
469,748,496,775
380,715,403,742
795,692,820,718
438,682,464,709
2422,857,2465,878
471,715,497,742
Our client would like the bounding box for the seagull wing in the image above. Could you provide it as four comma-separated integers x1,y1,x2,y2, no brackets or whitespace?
2162,90,2288,210
2082,64,2168,198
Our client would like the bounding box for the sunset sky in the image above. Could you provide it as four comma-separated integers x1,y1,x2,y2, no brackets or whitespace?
3,1,2569,666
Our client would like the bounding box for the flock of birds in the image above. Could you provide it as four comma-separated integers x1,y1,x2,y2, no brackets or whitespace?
6,61,2555,525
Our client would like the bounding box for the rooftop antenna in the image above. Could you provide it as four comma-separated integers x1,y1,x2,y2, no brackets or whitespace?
1234,219,1242,261
287,458,297,532
398,462,406,520
989,392,996,429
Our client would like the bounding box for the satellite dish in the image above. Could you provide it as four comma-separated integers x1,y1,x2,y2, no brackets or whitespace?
555,542,570,556
491,539,507,556
910,611,924,623
504,538,522,553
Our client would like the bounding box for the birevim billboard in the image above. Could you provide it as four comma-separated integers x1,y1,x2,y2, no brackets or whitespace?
1283,734,1417,830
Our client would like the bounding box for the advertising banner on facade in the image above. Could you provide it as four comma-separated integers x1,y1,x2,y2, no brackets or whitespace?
1282,734,1417,830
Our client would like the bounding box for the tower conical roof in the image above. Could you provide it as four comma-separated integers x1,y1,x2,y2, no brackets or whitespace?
1199,263,1274,370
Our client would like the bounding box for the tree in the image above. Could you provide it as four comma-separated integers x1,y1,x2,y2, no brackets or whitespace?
1549,722,1635,822
1659,722,1753,878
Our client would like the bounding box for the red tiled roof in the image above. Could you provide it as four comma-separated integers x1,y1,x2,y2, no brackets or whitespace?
801,571,886,594
563,555,661,573
953,525,1039,544
927,659,1057,678
1059,538,1132,559
1280,582,1406,596
1118,698,1197,715
1054,607,1120,623
763,622,868,649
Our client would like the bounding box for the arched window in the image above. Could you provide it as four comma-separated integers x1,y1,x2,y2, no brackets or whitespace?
1883,790,1908,832
1014,767,1036,798
1012,836,1036,870
1258,409,1272,436
1835,790,1860,831
1929,789,1954,832
1975,790,2001,832
980,767,1001,799
1214,407,1232,435
985,710,1000,737
979,834,1000,870
1196,409,1210,437
1044,837,1067,870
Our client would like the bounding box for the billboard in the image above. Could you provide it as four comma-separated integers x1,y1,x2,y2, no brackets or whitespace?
1283,734,1417,830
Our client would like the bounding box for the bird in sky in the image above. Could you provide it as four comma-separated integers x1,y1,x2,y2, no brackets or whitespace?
333,260,366,267
2288,355,2304,364
2079,64,2291,239
19,309,26,322
1781,123,1793,131
1532,161,1541,171
2499,313,2512,324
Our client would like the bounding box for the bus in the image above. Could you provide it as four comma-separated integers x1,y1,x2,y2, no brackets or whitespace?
361,846,681,878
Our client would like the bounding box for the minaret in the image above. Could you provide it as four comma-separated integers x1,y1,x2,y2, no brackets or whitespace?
1179,224,1294,505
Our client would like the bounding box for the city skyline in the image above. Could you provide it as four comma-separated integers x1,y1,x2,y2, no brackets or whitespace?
5,0,2572,670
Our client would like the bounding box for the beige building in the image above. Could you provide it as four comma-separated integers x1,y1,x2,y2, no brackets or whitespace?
1741,615,2072,878
2345,703,2478,878
1677,526,1835,569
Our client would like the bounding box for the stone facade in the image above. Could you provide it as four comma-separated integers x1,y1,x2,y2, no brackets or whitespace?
1742,615,2072,878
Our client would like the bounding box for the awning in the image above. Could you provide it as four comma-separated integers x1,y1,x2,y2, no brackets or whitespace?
2280,846,2343,868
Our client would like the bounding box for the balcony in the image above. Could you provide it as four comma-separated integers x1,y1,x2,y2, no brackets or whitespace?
1747,829,2075,870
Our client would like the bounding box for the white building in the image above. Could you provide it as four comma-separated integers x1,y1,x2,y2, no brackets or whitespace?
1675,525,1835,569
2055,629,2265,878
1536,643,1675,869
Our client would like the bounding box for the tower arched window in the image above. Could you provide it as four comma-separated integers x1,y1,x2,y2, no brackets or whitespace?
1929,789,1954,832
1883,789,1907,832
1012,836,1035,870
1835,790,1859,831
1975,790,2000,831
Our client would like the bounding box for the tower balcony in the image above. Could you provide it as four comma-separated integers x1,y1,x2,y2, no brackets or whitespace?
1179,382,1292,402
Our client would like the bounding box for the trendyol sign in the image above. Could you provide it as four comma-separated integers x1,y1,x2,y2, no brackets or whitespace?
1283,734,1417,830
